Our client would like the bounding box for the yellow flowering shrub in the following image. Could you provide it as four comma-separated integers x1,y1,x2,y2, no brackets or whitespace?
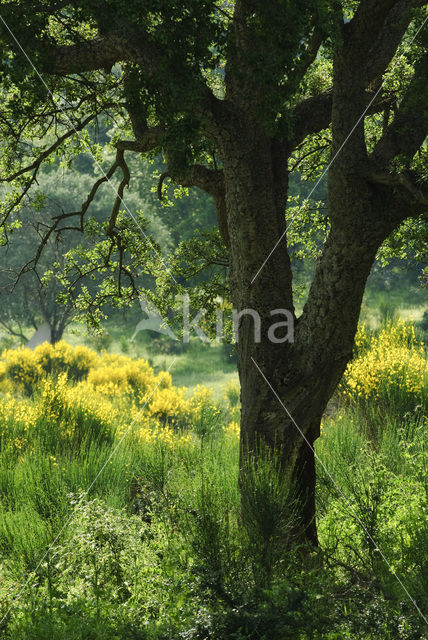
41,372,69,421
0,393,40,429
87,356,164,398
39,374,119,446
70,384,122,427
1,341,99,395
149,386,192,427
34,341,98,381
187,384,223,437
1,341,171,399
0,361,10,392
341,320,427,411
1,347,43,395
189,385,219,420
223,420,240,439
88,365,136,392
137,422,193,450
0,341,240,451
0,392,41,456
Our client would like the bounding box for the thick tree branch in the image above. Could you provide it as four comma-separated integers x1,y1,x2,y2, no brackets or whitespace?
36,28,218,120
289,2,423,149
41,33,135,75
161,164,229,247
174,165,224,196
372,53,428,165
295,28,323,79
184,166,229,248
291,89,394,148
115,126,164,154
365,0,426,85
348,0,407,53
368,169,428,208
1,9,218,124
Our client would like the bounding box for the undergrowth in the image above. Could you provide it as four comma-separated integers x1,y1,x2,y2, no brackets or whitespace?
0,321,425,639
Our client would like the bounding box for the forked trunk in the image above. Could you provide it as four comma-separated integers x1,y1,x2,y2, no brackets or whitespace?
221,127,399,546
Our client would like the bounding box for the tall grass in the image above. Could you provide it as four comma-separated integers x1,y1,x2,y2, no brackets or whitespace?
0,323,426,639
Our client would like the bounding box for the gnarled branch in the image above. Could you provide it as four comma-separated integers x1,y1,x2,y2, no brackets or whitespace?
42,32,134,75
158,163,229,247
365,0,426,85
106,149,130,236
115,126,164,154
295,27,323,79
368,169,428,208
0,112,98,183
348,0,405,54
177,165,228,248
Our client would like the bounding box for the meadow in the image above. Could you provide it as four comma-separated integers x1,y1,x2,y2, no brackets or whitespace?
0,320,426,639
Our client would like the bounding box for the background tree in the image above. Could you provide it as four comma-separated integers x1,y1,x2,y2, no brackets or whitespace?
0,173,78,343
0,148,175,342
0,0,427,544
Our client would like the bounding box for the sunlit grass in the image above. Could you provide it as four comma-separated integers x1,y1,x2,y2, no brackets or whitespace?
0,322,425,639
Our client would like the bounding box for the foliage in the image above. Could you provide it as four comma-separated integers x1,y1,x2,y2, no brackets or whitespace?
0,3,426,637
0,0,425,330
0,323,425,638
1,341,98,394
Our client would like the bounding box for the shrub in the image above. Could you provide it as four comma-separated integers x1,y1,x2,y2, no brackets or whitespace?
341,320,427,417
189,385,223,439
88,354,168,400
34,341,98,381
240,445,300,591
149,386,192,428
1,347,42,395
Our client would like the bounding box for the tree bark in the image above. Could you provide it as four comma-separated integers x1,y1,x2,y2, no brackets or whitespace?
50,323,66,344
220,112,407,545
219,127,321,544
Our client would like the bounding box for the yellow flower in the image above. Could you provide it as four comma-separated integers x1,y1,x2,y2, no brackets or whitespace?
149,386,191,427
341,320,427,404
1,347,42,395
223,421,240,438
189,385,220,423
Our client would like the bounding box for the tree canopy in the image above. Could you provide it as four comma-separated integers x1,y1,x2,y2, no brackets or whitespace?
0,1,425,322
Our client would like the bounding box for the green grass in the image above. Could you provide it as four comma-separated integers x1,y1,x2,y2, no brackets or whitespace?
0,313,426,639
0,371,426,639
359,266,427,329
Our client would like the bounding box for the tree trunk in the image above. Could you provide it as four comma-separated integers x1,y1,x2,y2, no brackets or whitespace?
50,324,65,344
219,129,318,544
220,123,401,546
